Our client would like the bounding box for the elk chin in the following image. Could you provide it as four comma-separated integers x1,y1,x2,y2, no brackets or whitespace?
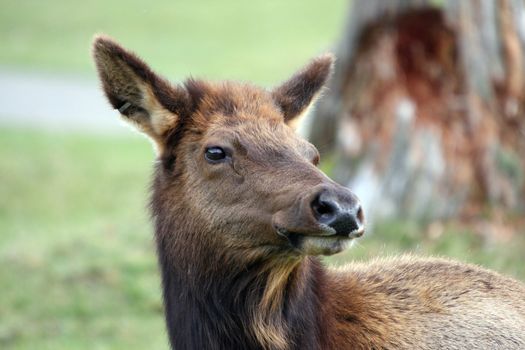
294,235,354,256
276,227,355,256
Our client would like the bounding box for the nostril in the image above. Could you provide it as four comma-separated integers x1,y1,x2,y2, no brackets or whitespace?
356,205,364,225
316,200,334,216
311,194,338,224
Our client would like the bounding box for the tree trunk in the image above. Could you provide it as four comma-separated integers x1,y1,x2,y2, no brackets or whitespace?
309,0,525,225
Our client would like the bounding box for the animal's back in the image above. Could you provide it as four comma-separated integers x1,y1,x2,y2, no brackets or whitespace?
326,256,525,349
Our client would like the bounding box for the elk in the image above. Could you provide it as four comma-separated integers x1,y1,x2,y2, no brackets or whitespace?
93,36,525,350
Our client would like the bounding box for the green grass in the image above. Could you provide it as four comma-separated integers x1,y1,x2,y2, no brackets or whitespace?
1,128,524,349
0,129,165,349
0,0,347,84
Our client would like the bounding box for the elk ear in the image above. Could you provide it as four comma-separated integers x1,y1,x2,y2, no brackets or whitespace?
92,35,190,149
272,54,334,125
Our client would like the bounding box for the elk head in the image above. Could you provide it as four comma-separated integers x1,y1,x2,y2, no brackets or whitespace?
92,36,364,262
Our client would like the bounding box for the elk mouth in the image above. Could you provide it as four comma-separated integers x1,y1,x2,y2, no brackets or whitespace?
274,225,364,256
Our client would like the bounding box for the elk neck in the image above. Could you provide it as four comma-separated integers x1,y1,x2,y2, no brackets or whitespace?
154,220,330,349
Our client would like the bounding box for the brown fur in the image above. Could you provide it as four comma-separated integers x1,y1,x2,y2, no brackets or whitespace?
92,35,525,350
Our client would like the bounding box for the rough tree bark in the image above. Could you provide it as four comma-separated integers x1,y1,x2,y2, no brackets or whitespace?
309,0,525,224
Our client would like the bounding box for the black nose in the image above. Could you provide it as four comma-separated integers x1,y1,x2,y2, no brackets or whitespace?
311,189,364,237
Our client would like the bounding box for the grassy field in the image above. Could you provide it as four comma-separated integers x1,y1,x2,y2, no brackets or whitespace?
1,128,524,350
0,0,347,84
0,129,164,349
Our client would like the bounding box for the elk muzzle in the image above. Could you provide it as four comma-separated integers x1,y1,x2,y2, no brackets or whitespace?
272,184,364,256
310,188,364,237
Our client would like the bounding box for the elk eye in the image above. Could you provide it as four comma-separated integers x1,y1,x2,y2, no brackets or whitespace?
205,147,227,163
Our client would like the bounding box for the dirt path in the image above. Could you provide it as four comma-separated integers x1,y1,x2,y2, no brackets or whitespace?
0,68,125,133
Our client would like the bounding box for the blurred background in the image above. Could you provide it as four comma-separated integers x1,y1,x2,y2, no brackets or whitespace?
1,0,524,349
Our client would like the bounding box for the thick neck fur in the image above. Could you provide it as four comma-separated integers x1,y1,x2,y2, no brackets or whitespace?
152,181,328,350
158,247,327,350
